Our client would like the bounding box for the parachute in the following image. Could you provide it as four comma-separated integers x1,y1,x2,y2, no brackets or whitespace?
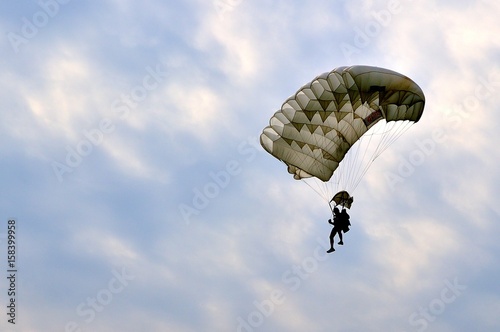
330,191,353,209
260,65,425,209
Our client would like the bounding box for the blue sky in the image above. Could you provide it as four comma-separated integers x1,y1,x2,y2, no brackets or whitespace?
1,0,500,331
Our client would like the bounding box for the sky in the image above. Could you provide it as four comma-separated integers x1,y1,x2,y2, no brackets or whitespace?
1,0,500,331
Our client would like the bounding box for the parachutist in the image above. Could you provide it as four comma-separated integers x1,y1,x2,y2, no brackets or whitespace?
326,207,351,253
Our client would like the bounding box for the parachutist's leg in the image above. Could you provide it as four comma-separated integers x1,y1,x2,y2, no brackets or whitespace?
329,230,335,248
327,229,335,253
338,231,343,245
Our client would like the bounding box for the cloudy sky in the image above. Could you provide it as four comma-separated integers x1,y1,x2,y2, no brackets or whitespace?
1,0,500,331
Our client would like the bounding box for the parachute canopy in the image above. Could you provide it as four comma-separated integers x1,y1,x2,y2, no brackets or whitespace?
260,65,425,182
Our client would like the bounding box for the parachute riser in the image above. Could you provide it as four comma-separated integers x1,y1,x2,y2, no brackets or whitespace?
328,201,334,214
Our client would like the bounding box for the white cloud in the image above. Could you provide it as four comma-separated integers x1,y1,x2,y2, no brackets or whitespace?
9,46,100,143
193,4,271,84
161,83,230,143
102,134,170,182
365,217,462,288
73,229,139,264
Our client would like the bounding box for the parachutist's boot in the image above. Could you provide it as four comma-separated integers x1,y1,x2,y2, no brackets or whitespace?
327,248,335,253
338,241,344,245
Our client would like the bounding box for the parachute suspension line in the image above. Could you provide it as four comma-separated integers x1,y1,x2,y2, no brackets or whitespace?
328,127,367,196
335,109,382,195
344,132,363,193
301,177,329,203
373,120,414,159
346,120,379,193
386,121,415,152
286,119,416,204
337,117,359,193
341,138,361,193
351,132,382,192
360,122,400,176
349,120,416,192
343,100,388,193
347,127,377,192
336,120,410,194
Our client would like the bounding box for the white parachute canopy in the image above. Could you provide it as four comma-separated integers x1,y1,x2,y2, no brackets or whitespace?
260,65,425,207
